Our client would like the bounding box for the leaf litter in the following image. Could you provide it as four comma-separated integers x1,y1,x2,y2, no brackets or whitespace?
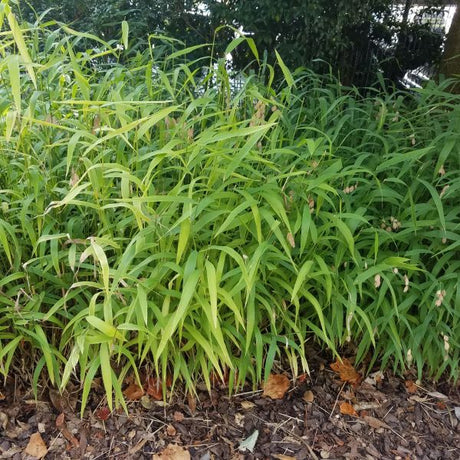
330,358,362,386
262,374,290,399
238,429,259,453
24,432,47,459
0,355,459,459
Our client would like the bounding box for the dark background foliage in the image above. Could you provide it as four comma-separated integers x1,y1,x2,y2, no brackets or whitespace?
15,0,455,86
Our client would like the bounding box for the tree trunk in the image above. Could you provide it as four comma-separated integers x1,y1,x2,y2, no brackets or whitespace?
402,0,412,26
439,2,460,91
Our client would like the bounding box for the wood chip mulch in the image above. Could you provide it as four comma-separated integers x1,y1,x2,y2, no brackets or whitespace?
1,359,459,459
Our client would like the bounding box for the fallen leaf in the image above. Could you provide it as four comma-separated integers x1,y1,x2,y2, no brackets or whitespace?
55,413,65,428
409,395,428,403
262,374,290,399
173,411,185,422
241,401,256,410
140,395,155,410
154,400,168,407
166,424,176,436
341,389,355,401
0,411,8,430
24,432,48,459
405,380,417,394
353,402,381,411
187,393,197,414
0,391,5,400
94,407,111,421
238,429,259,453
427,391,448,400
165,375,173,388
48,388,76,413
363,415,391,430
273,455,297,460
234,412,244,427
123,383,144,400
296,373,308,384
303,390,314,403
436,401,446,410
3,420,29,439
364,371,384,386
330,358,362,386
0,446,22,457
145,377,163,400
152,444,191,460
339,402,358,417
55,413,79,448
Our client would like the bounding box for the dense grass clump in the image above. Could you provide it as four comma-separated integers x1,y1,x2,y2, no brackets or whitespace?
0,7,458,412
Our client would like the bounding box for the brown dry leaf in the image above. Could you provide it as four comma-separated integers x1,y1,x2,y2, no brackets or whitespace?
339,402,358,417
330,358,362,386
273,455,297,460
173,411,184,422
427,391,448,400
24,432,48,459
55,413,79,448
303,390,314,403
409,395,427,403
166,424,176,436
363,415,391,430
146,377,163,400
48,388,76,413
341,389,355,401
241,401,256,410
0,391,5,400
141,395,155,410
152,444,191,460
262,374,290,399
364,370,384,386
0,411,8,430
234,413,245,427
187,393,197,414
165,375,173,388
436,401,447,410
123,383,144,400
94,407,111,421
296,373,308,384
405,380,417,394
353,402,381,411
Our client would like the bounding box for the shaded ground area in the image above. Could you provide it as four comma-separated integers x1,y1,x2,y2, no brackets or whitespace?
1,358,459,460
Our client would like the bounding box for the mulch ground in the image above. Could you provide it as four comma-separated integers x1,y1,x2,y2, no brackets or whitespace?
1,356,459,460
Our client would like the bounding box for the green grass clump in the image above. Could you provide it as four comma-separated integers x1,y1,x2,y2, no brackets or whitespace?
0,5,458,412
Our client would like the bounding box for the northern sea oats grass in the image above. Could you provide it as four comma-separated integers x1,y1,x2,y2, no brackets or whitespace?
0,4,458,413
